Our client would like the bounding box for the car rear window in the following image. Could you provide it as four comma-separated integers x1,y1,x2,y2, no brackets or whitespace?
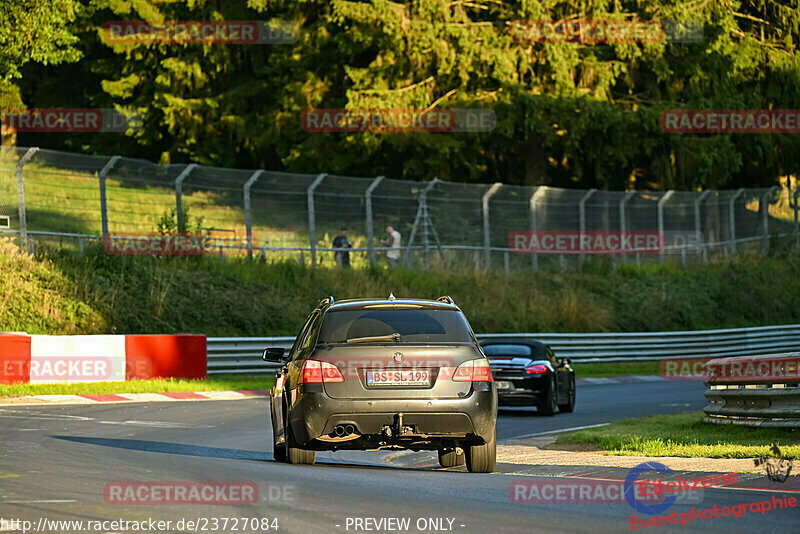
482,344,533,356
317,308,474,344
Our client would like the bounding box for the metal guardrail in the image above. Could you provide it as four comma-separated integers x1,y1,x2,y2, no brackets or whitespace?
207,324,800,374
703,353,800,428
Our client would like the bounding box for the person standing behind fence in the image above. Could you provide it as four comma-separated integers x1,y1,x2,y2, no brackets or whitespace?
382,225,402,268
333,227,352,268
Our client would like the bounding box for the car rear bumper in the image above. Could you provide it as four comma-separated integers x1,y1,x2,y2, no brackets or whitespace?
288,389,497,446
494,375,549,405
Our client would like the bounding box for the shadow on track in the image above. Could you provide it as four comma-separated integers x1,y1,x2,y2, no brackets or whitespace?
52,435,271,461
49,435,445,472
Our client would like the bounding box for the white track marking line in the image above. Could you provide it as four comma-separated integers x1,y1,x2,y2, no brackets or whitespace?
114,393,177,402
30,395,96,403
0,409,212,428
194,391,249,400
0,499,76,503
503,423,610,441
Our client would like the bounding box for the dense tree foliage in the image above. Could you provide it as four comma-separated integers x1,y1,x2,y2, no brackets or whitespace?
9,1,800,189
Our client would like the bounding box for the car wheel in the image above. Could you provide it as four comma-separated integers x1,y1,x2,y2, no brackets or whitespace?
272,420,287,463
464,428,496,473
271,398,287,462
537,375,557,416
438,448,464,468
284,399,315,465
558,375,576,413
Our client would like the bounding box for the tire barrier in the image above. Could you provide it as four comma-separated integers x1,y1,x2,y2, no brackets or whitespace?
703,353,800,428
0,334,206,384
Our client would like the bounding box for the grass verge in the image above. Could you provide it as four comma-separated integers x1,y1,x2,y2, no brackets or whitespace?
5,239,800,338
0,375,275,398
555,412,800,459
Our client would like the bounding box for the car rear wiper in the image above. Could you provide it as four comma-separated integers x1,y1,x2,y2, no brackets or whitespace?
345,333,401,344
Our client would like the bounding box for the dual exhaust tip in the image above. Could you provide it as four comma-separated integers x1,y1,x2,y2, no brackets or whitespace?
333,424,355,437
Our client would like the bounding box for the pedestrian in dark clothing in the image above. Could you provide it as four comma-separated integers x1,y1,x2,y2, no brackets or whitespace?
333,227,352,268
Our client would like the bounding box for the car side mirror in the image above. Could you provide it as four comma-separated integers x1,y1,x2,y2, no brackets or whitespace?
262,347,286,362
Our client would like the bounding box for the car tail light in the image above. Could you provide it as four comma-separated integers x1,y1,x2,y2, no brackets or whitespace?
321,361,344,383
300,360,345,384
472,359,492,381
526,364,548,375
453,360,473,381
453,359,493,382
300,360,322,383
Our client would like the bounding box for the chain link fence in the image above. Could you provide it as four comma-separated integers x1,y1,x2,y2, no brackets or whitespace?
0,146,797,270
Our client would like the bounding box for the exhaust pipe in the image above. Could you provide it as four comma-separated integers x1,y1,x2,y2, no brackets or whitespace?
333,425,356,437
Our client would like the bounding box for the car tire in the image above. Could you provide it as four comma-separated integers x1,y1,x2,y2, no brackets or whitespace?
438,448,464,468
284,400,315,465
558,375,576,413
271,401,287,462
464,428,496,473
537,376,557,416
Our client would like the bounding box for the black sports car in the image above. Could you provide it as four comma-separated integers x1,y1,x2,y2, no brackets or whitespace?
479,339,575,415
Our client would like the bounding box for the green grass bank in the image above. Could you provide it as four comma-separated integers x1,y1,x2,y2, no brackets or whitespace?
2,238,800,339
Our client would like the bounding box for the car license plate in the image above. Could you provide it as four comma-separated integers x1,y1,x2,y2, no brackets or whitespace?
367,369,430,386
495,380,512,390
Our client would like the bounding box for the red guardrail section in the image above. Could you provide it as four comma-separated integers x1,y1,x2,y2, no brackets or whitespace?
0,335,32,385
125,334,206,380
0,334,206,384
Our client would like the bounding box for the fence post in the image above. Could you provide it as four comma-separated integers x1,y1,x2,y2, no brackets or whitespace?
529,187,547,270
99,156,121,240
578,189,596,264
761,186,778,253
482,182,502,269
657,190,674,263
15,147,38,251
307,173,327,267
365,175,385,266
695,190,712,262
619,190,636,265
729,188,745,254
174,164,197,233
243,170,264,259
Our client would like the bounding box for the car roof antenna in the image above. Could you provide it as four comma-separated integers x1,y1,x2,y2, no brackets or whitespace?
388,292,396,301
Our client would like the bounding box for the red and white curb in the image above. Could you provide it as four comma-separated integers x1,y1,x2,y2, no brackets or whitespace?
575,375,666,386
0,390,269,406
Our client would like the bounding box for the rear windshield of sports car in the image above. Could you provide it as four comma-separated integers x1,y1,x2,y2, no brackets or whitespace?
317,308,474,344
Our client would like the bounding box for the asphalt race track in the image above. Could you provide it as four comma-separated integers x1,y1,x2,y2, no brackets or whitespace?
1,381,797,534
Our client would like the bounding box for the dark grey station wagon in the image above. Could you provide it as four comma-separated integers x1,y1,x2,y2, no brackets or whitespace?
262,294,498,472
